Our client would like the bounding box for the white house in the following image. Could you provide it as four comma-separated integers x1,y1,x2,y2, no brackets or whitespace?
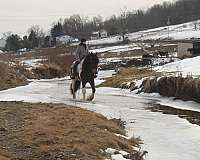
56,35,77,45
91,29,108,40
0,39,6,48
100,29,108,38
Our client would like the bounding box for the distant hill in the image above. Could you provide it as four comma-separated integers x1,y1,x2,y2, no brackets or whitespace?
89,19,200,45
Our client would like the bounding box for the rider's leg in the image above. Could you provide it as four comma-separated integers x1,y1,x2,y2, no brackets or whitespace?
70,61,78,79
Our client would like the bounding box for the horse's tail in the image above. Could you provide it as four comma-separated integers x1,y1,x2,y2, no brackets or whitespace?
70,79,81,94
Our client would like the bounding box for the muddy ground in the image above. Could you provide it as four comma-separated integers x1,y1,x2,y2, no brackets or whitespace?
0,102,142,160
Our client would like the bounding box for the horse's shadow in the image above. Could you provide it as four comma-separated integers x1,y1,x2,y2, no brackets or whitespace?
69,98,96,104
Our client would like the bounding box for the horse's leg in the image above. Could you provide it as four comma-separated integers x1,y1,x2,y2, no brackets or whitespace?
87,79,95,101
71,79,76,99
82,82,86,101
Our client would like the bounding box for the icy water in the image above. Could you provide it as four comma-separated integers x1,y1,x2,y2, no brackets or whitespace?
0,72,200,160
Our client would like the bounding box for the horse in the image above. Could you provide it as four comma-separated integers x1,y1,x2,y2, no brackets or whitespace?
70,53,99,101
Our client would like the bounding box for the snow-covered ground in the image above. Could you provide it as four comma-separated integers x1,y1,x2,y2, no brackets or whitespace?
154,56,200,76
0,71,200,160
90,44,142,53
88,20,200,45
20,58,46,68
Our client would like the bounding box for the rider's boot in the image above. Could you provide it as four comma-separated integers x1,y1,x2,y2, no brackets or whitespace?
70,68,75,79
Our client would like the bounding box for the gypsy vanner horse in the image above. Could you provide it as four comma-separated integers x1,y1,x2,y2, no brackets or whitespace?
70,53,99,101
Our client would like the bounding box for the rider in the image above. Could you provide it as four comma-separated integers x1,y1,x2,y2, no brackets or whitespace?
75,38,89,60
70,38,89,79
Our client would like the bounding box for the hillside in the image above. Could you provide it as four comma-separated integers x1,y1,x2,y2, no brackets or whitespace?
89,20,200,45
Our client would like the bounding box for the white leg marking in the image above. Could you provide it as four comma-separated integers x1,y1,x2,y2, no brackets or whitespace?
87,93,94,101
82,88,86,101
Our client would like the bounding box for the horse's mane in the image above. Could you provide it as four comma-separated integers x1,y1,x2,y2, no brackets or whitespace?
82,54,92,71
82,53,98,74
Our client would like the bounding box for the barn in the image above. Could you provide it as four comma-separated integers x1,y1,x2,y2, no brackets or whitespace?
0,39,6,48
177,40,200,57
91,29,108,40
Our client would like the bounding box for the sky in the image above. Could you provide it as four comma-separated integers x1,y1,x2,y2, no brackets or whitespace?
0,0,175,37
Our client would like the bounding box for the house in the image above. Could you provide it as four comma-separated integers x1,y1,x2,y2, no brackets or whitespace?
56,35,77,45
178,40,200,57
91,30,108,40
0,39,6,48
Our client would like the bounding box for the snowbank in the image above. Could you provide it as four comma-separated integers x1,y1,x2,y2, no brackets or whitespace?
154,56,200,76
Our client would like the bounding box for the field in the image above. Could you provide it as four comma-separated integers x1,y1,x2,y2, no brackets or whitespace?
0,102,142,160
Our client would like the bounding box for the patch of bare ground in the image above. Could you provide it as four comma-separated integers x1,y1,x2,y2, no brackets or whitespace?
99,67,162,88
147,103,200,126
0,102,143,160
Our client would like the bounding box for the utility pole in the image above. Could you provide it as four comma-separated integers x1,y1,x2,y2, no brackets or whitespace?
167,16,170,40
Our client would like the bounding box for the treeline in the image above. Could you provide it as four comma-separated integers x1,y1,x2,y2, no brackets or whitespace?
52,0,200,39
4,0,200,51
4,25,51,52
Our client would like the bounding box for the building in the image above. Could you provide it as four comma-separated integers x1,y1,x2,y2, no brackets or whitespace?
56,35,78,45
0,39,6,48
91,30,108,40
177,40,200,57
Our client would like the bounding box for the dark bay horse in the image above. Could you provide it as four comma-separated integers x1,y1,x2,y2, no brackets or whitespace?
70,53,99,101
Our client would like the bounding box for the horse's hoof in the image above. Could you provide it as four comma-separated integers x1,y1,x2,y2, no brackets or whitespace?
87,95,94,101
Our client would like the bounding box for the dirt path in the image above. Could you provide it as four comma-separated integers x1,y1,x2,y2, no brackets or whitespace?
0,102,141,160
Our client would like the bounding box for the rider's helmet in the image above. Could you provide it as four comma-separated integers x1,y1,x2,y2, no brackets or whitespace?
81,38,86,43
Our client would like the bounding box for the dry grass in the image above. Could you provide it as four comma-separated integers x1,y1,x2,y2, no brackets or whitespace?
142,76,200,103
0,61,28,90
0,102,142,160
32,63,66,79
34,47,75,77
99,67,161,88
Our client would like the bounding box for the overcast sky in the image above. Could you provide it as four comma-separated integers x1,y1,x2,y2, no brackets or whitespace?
0,0,175,37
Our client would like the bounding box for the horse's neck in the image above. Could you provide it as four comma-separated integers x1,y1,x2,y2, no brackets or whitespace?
77,56,92,74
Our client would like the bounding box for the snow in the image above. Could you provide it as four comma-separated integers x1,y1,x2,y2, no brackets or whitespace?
87,20,200,46
154,56,200,76
89,44,141,53
115,134,129,139
105,148,117,155
88,36,122,46
0,50,3,53
111,154,130,160
152,57,179,66
105,148,130,160
0,70,199,160
21,59,46,68
108,47,141,53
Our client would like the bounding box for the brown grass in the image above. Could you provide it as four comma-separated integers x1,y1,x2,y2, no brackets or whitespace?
99,67,162,88
0,62,28,90
32,63,66,79
141,76,200,103
0,102,142,160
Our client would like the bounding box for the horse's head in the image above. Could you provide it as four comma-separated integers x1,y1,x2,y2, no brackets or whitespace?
87,52,99,74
